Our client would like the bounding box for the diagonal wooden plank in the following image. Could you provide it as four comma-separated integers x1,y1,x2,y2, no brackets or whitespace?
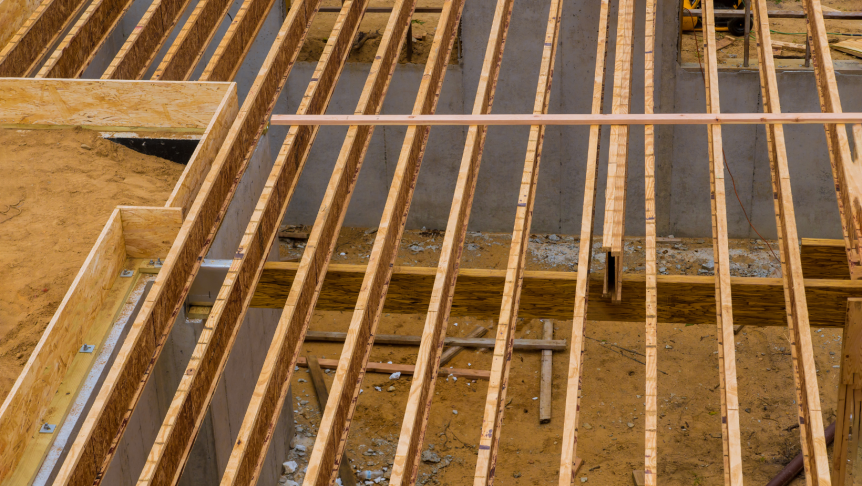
473,0,563,483
35,0,135,78
701,1,743,483
198,0,278,82
386,1,515,485
751,2,832,483
217,1,416,483
150,0,234,80
301,2,464,486
600,0,636,302
801,0,862,281
101,0,195,79
133,3,330,486
51,5,318,486
558,0,611,483
643,0,658,481
0,0,90,77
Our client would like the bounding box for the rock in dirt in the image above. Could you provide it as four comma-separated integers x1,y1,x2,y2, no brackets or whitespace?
422,450,441,463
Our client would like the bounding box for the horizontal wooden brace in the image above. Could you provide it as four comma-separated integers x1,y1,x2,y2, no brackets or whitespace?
270,112,862,126
249,262,862,327
303,331,567,350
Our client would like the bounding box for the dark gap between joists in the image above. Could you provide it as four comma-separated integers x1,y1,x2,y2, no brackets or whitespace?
107,138,199,164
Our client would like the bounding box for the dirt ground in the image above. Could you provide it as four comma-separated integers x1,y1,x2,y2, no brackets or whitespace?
297,0,456,64
681,0,862,64
0,128,184,402
275,227,843,486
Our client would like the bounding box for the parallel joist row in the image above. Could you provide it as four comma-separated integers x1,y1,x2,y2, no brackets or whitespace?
49,0,325,484
141,0,373,484
0,0,284,81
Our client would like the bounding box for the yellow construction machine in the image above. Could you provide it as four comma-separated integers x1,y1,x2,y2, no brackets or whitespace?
682,0,748,36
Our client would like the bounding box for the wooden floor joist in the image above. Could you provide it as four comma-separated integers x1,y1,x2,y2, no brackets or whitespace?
100,0,195,80
302,2,464,485
198,0,278,82
600,0,635,302
802,0,862,281
701,1,743,483
35,0,137,78
558,0,611,483
151,0,235,80
751,2,832,483
135,1,329,484
219,0,412,483
0,0,90,77
386,0,514,484
474,0,562,483
643,0,658,481
49,4,317,486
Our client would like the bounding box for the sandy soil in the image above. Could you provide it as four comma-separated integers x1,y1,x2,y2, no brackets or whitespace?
275,227,842,486
0,128,184,402
681,0,862,64
297,0,457,64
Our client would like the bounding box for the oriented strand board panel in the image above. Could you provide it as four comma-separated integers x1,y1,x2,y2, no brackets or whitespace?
251,263,862,327
0,0,42,50
0,79,232,131
119,206,184,258
801,238,851,279
0,210,125,483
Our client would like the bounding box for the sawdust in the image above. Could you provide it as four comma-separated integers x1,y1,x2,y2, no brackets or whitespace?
277,227,838,486
0,128,184,403
681,0,862,65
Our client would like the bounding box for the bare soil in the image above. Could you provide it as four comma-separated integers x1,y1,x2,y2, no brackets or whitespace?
277,227,842,486
0,128,184,403
297,0,457,64
681,0,862,65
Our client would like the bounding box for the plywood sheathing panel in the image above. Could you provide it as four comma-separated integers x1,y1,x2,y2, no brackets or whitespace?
0,79,230,132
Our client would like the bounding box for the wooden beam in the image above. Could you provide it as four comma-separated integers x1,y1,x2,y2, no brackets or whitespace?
801,238,851,279
387,0,514,484
150,0,234,80
0,210,125,483
198,0,278,81
802,0,862,281
50,3,314,483
294,357,489,381
305,357,357,486
701,1,743,483
220,0,410,483
558,0,611,483
751,2,832,483
252,263,862,328
137,1,351,484
118,206,183,258
101,0,195,80
539,320,553,424
834,299,862,484
644,0,658,481
293,6,463,486
601,0,635,302
269,112,862,126
0,78,228,132
0,0,89,77
35,0,136,78
474,0,562,482
302,330,565,351
439,325,488,366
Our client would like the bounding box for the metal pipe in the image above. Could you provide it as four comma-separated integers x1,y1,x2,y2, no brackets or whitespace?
765,421,836,486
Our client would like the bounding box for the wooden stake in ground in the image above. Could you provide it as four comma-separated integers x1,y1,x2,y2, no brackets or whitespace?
306,356,357,486
539,320,553,424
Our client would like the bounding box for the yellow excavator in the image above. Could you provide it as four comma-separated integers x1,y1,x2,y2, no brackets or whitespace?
682,0,748,36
